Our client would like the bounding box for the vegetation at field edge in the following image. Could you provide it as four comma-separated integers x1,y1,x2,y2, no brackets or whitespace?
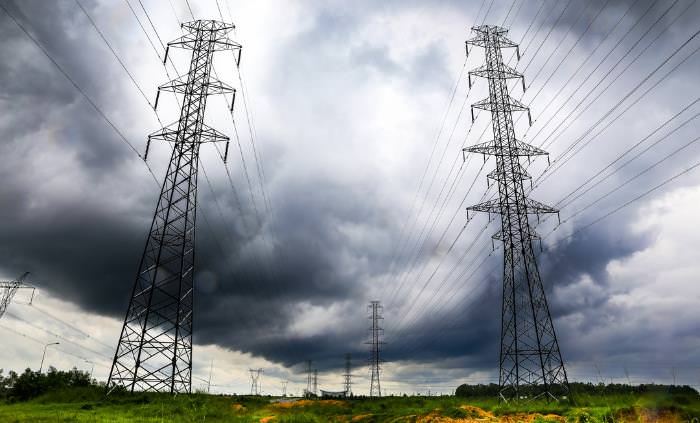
1,369,699,422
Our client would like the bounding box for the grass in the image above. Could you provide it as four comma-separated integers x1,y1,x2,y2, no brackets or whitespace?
0,387,698,422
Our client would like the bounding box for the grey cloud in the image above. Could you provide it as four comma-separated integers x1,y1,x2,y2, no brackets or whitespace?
0,0,699,389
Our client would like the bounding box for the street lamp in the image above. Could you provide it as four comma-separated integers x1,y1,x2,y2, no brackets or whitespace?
39,342,59,373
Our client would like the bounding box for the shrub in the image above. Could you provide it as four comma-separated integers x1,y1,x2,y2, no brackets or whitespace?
1,367,95,402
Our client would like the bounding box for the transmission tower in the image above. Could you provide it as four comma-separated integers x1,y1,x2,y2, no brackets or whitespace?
343,353,352,396
0,272,35,319
108,20,242,394
312,369,318,397
464,25,569,400
366,301,384,398
249,368,263,395
305,360,313,397
281,380,288,397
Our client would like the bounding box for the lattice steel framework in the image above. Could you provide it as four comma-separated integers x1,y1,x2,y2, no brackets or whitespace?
108,20,242,394
343,353,352,396
464,25,569,400
366,301,384,398
249,368,263,395
0,272,34,320
305,360,313,397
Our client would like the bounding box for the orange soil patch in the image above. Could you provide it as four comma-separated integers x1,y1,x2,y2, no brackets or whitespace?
273,399,315,408
616,407,683,423
461,405,497,420
351,414,373,421
319,399,348,406
499,413,564,423
415,405,564,423
230,403,246,412
259,416,276,423
273,399,348,408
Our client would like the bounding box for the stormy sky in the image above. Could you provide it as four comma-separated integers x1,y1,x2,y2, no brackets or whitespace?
1,0,699,395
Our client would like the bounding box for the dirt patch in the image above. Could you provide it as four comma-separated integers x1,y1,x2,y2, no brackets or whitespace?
351,414,373,421
319,399,348,406
260,416,276,423
615,407,684,423
460,405,497,420
273,399,348,408
273,399,315,408
230,403,247,412
500,413,564,423
415,406,564,423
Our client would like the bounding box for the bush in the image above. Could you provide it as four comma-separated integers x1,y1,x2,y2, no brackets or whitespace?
0,367,95,402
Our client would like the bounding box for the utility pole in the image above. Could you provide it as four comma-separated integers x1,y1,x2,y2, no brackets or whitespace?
249,368,263,395
343,353,352,397
107,20,242,394
0,272,35,319
464,24,569,401
366,301,384,398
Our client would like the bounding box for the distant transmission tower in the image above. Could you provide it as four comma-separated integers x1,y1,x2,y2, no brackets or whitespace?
312,369,318,397
343,353,352,396
108,20,242,394
366,301,384,397
464,25,569,400
249,368,263,395
281,380,288,397
0,272,35,319
305,360,313,396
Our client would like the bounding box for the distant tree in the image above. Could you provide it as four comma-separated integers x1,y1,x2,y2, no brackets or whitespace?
454,382,699,398
3,367,93,402
454,383,500,397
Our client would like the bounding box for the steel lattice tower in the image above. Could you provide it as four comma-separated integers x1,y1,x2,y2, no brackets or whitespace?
343,353,352,396
0,272,34,320
305,360,313,396
108,20,241,394
366,301,384,398
249,368,263,395
464,25,569,400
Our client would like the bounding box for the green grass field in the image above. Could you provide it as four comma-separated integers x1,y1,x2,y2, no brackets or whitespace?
1,386,699,423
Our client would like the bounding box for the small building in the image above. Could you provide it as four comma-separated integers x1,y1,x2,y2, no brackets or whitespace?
320,390,347,398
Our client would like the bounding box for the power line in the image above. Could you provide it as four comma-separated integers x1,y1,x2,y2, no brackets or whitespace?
532,24,700,189
75,0,155,111
0,2,152,175
377,59,469,302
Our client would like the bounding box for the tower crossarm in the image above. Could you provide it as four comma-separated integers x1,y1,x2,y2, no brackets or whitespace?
148,123,230,144
466,25,520,56
523,198,559,215
487,164,531,182
0,272,34,320
467,197,558,215
469,63,525,91
464,139,548,157
471,96,531,125
167,21,241,53
157,77,236,97
492,228,541,241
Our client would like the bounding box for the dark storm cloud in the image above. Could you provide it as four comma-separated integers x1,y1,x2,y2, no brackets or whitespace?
1,0,699,388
